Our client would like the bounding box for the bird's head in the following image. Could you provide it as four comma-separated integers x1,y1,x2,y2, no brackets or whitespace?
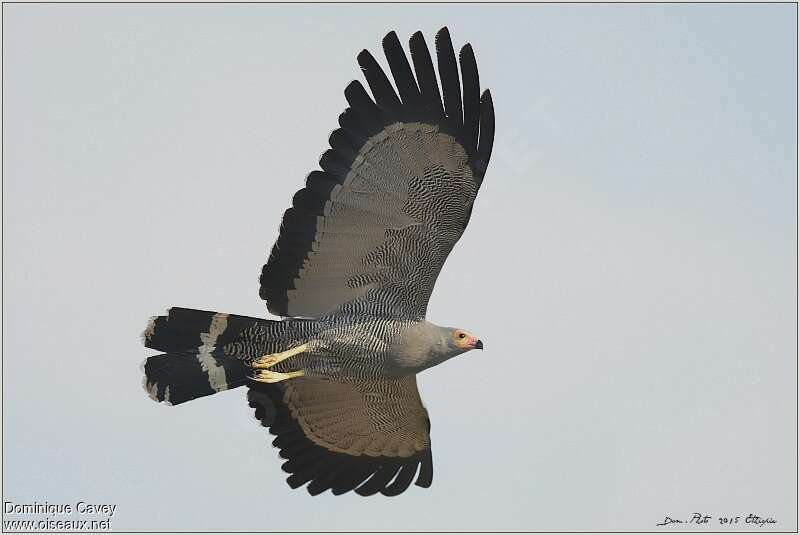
393,322,484,372
448,328,484,353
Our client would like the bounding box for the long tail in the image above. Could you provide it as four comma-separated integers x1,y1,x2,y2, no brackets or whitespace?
142,307,280,405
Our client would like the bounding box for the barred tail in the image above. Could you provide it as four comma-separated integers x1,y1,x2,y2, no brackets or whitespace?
141,308,275,405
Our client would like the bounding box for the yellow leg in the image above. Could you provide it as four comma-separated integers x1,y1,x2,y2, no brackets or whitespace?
251,343,308,369
250,369,305,384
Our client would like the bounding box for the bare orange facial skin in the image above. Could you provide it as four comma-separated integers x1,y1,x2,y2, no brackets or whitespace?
453,330,483,350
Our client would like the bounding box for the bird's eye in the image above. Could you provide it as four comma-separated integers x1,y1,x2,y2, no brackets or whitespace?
458,333,466,339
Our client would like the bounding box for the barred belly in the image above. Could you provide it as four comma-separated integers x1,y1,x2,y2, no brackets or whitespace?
287,316,411,381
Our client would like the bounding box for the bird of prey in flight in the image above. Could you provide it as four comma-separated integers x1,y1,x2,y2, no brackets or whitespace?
142,26,495,497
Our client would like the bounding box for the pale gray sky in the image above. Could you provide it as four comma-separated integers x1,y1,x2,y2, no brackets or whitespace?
3,3,796,532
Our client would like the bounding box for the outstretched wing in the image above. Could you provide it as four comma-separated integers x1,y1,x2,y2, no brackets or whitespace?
248,376,433,497
260,27,495,320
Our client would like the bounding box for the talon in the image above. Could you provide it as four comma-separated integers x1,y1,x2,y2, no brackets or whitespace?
252,343,308,369
251,356,279,369
250,369,305,384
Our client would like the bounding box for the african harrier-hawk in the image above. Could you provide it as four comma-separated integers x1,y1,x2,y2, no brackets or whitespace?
142,27,495,497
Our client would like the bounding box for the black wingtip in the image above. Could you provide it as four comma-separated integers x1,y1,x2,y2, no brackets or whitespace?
434,27,452,51
383,29,399,44
357,47,402,112
435,27,453,51
434,26,463,127
458,42,480,154
474,88,495,183
481,89,494,119
414,449,434,488
345,79,361,92
481,88,493,106
356,49,370,68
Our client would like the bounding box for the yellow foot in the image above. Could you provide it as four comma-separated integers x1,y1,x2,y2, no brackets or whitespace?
250,369,305,384
251,343,309,369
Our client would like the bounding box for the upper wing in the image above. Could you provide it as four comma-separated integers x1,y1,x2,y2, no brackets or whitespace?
260,27,495,319
248,375,433,497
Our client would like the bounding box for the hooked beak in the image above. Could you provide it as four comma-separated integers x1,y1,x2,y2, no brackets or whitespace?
473,339,484,350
